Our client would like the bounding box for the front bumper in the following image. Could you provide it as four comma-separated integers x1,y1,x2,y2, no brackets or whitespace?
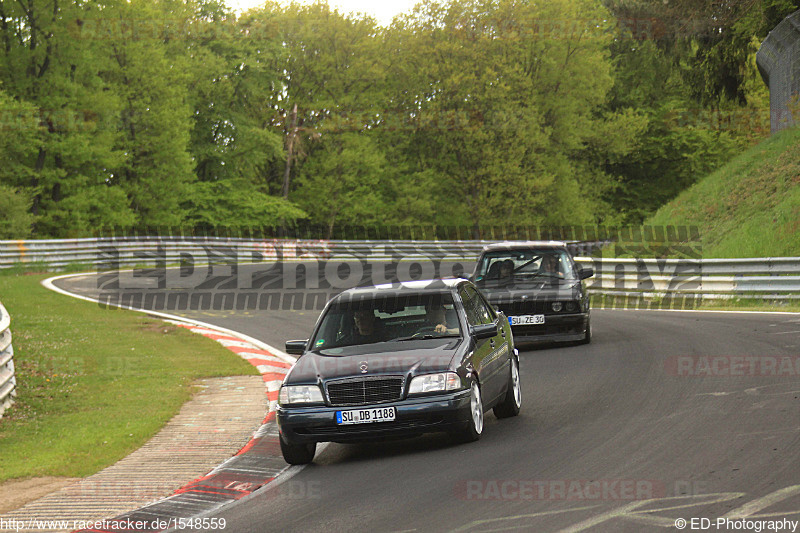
277,389,472,444
509,312,588,343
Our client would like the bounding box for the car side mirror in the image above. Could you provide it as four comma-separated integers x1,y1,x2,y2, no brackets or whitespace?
578,267,594,280
471,323,497,340
285,339,308,355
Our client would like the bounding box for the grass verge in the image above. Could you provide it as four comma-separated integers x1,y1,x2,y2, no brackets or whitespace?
646,127,800,258
591,294,800,313
0,273,258,482
693,299,800,313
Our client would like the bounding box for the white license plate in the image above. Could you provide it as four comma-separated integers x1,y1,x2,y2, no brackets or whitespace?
510,315,545,326
336,407,396,425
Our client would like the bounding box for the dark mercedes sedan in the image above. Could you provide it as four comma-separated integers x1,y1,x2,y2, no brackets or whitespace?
277,279,521,465
471,241,594,345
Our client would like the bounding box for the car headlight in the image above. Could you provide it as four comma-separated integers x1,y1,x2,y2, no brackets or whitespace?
408,372,462,395
566,301,578,312
279,385,324,405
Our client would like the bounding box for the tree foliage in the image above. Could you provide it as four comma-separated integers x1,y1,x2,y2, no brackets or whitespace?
0,0,789,237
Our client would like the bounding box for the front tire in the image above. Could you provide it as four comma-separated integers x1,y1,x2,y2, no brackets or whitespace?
280,434,316,465
451,382,484,443
493,357,521,418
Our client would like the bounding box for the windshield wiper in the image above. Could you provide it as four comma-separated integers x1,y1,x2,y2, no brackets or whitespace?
512,271,543,278
516,271,563,279
392,334,461,341
515,256,540,272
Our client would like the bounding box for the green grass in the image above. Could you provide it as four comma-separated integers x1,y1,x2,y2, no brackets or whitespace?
646,127,800,258
0,274,258,482
694,301,800,312
0,262,64,276
590,295,800,313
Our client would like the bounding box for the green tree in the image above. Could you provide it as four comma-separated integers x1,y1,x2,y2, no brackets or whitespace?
0,87,40,203
293,132,387,236
604,0,800,105
600,1,775,222
253,1,390,229
184,179,306,228
0,186,36,239
97,0,197,227
0,0,129,236
0,85,39,238
185,5,285,188
386,0,646,234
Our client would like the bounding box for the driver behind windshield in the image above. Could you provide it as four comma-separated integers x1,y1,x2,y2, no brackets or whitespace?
425,305,459,335
499,259,514,279
352,309,389,343
540,254,565,278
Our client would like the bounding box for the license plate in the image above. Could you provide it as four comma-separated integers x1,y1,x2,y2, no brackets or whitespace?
336,407,396,425
510,315,545,326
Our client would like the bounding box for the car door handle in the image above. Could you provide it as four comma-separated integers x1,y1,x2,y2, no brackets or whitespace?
490,338,495,348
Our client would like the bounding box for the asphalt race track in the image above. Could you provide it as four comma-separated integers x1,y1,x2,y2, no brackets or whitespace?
55,263,800,533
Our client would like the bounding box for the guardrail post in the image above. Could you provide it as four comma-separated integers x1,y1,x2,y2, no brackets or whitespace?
0,300,16,419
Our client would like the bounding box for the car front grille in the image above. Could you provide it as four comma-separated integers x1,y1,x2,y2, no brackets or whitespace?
326,376,404,406
495,300,549,315
494,300,582,315
513,323,581,337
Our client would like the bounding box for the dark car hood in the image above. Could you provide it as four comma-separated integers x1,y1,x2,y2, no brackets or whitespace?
285,339,462,384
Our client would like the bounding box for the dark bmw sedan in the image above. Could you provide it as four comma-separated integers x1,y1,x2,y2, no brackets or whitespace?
277,279,521,465
471,241,594,345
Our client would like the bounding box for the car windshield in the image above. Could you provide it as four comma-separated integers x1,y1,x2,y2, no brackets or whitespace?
475,249,576,280
311,293,461,350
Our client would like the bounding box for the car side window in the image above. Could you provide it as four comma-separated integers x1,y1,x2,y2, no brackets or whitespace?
478,293,498,322
565,255,579,278
458,288,481,326
465,286,495,325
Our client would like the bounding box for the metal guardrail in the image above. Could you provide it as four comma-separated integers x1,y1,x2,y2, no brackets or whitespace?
575,257,800,300
2,238,799,300
0,300,16,419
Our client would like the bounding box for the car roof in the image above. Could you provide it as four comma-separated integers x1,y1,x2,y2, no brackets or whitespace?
481,240,568,251
333,278,465,300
